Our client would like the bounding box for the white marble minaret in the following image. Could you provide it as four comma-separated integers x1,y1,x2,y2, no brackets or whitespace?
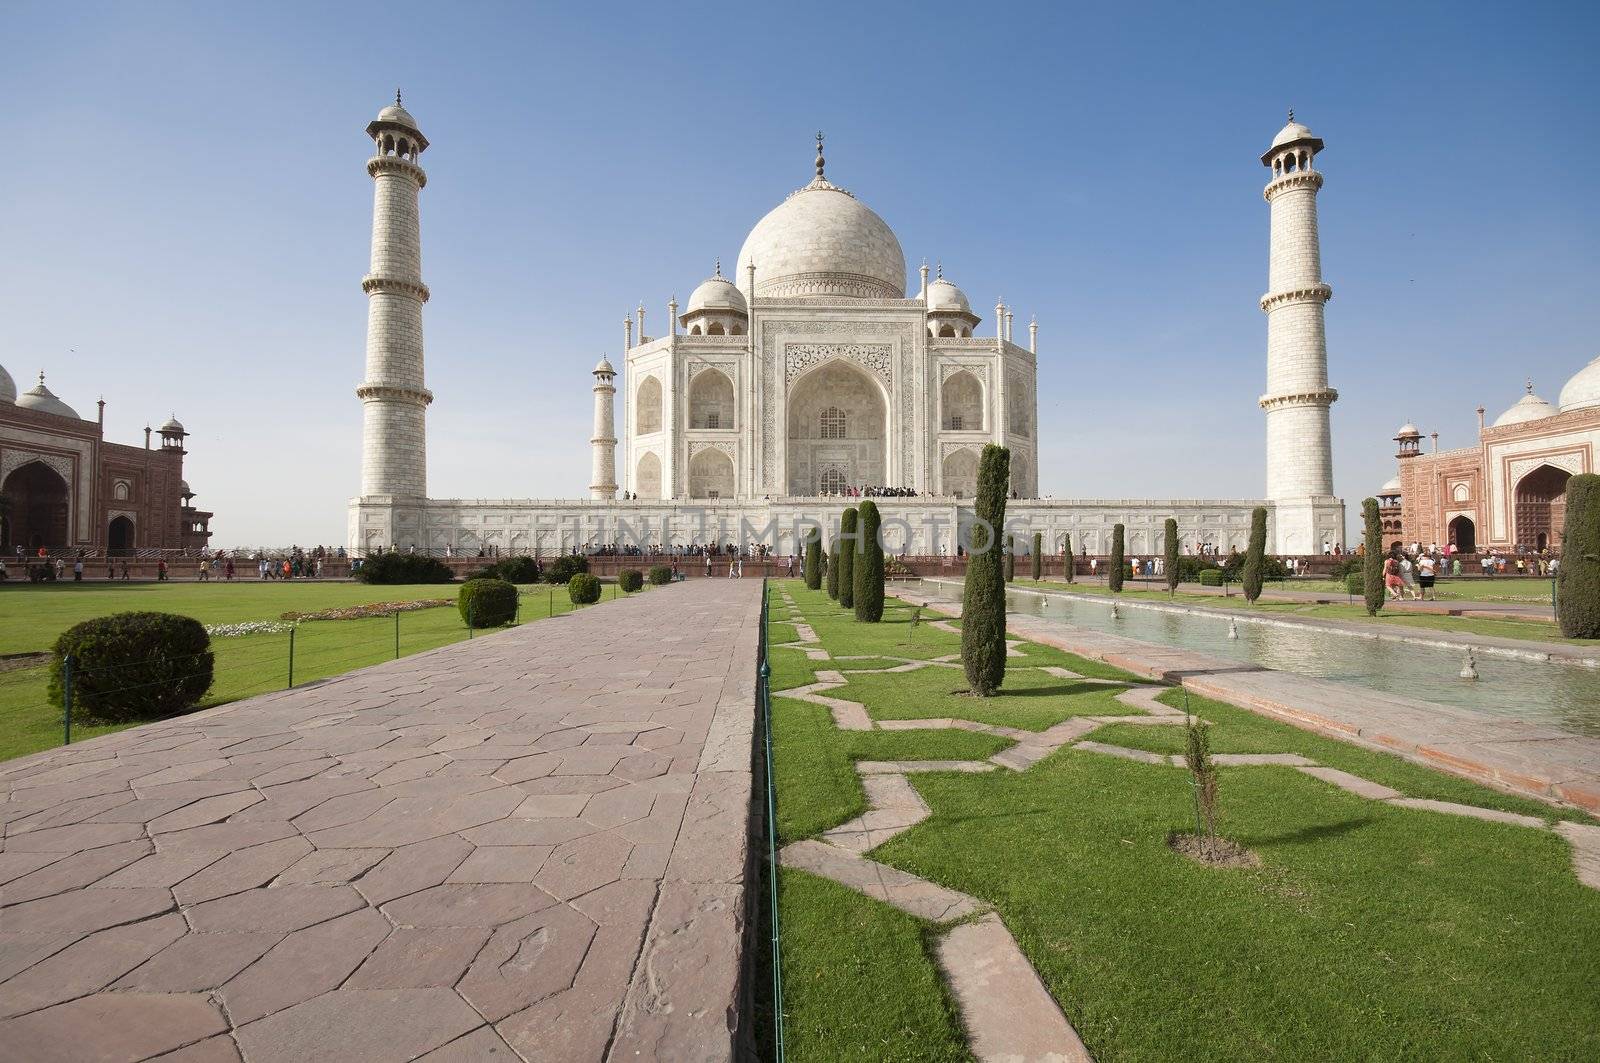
1260,111,1342,552
357,93,432,499
590,357,618,499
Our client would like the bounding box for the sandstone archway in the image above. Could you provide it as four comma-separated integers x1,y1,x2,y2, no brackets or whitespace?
1,461,70,553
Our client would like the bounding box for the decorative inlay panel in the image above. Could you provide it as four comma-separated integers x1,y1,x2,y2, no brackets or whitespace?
0,450,73,485
785,343,893,384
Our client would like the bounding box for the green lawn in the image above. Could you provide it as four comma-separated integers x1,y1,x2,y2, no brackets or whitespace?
767,580,1600,1062
1008,579,1593,646
0,580,623,763
1287,576,1557,604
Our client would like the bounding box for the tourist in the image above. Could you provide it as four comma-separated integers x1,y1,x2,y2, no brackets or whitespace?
106,558,115,580
1383,551,1403,600
1416,551,1437,601
0,559,7,581
198,558,211,582
120,559,130,580
157,558,169,581
225,557,235,580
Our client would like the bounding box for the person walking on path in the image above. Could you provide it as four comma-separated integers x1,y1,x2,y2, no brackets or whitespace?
198,558,211,582
73,557,83,582
1384,552,1404,600
1416,551,1437,601
157,558,169,581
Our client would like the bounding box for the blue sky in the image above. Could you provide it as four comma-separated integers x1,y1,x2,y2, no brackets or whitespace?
3,1,1595,545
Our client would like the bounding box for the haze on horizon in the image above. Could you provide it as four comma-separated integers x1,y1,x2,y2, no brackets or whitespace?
2,0,1594,546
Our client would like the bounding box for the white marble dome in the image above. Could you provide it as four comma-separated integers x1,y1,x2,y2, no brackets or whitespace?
1396,422,1421,438
0,363,15,404
160,415,185,433
736,176,906,300
685,270,747,315
376,102,418,130
1270,120,1316,150
15,372,80,419
592,356,615,375
1492,390,1557,427
1558,354,1600,413
924,276,970,313
1379,476,1402,495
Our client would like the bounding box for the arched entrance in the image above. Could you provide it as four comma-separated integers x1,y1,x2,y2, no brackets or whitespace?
941,370,983,431
1447,515,1476,554
688,449,735,499
1514,465,1570,551
786,360,888,496
634,452,662,500
108,515,135,555
1,461,71,553
942,449,978,498
688,369,734,430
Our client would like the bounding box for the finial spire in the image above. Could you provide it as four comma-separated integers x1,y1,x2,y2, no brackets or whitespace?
936,261,943,279
396,88,403,106
1287,107,1294,122
714,258,721,278
1526,377,1534,394
815,131,825,180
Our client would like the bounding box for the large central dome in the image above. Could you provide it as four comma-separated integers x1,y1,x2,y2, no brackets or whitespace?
735,143,905,300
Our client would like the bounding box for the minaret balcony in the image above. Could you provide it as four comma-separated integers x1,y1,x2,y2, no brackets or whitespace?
367,155,427,186
1259,284,1332,312
362,275,431,302
1258,387,1339,411
1262,170,1323,199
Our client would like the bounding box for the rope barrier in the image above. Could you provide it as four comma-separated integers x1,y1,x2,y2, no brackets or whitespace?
759,578,787,1060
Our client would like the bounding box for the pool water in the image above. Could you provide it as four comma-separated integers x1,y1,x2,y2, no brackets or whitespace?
907,580,1600,738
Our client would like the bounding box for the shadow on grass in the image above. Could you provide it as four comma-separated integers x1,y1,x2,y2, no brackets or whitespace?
1238,816,1374,848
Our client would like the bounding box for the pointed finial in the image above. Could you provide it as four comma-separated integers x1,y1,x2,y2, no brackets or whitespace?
396,88,403,106
1287,107,1294,122
714,258,721,278
38,370,45,385
936,261,943,279
1526,378,1534,394
815,131,825,179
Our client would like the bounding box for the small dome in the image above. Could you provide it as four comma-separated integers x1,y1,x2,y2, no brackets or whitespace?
924,276,971,313
1492,390,1556,427
1379,476,1402,494
1558,354,1600,413
1395,422,1421,438
160,415,185,433
592,356,615,375
15,372,81,420
179,480,193,496
685,267,748,316
0,363,15,404
1271,121,1315,150
376,102,418,130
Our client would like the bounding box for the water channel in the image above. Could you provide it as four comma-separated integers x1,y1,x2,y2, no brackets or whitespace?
906,579,1600,739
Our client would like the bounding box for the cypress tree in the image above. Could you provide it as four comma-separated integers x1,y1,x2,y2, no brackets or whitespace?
1005,535,1016,582
1557,473,1600,638
1109,524,1125,593
1164,518,1179,594
1031,532,1043,581
1242,507,1268,603
803,528,822,590
838,507,858,610
1361,498,1384,616
1063,532,1074,584
826,533,841,600
853,500,885,622
961,444,1010,696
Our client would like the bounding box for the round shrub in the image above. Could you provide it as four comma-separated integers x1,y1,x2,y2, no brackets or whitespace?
479,556,541,584
544,554,589,585
618,568,644,593
569,573,602,605
1198,569,1224,587
355,553,453,585
48,612,213,724
459,578,518,628
648,565,672,586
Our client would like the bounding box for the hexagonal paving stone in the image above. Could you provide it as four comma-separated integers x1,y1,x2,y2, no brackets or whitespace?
0,991,228,1063
233,988,482,1063
457,904,599,1021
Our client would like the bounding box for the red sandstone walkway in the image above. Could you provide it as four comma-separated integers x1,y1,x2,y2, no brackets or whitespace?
0,581,761,1063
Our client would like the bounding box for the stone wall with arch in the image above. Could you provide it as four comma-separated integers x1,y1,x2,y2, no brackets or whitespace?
688,447,736,499
689,368,735,431
635,376,663,435
785,359,888,495
634,451,663,500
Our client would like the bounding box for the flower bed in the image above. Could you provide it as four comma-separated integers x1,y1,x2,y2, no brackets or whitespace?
278,599,453,623
205,621,294,638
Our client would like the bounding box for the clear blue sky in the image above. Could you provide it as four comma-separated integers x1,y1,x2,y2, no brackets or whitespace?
3,1,1595,546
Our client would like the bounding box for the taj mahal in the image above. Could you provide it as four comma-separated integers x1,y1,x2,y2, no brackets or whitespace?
348,98,1346,557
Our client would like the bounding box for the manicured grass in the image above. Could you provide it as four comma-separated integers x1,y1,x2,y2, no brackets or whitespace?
0,583,582,764
1290,576,1556,603
766,579,1600,1061
778,869,971,1062
1009,579,1594,645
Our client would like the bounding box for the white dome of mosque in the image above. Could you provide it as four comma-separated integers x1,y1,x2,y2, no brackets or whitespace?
1557,354,1600,413
924,275,971,313
1492,386,1557,427
735,136,906,300
1270,120,1316,150
1395,422,1421,437
160,415,185,433
1379,476,1402,494
375,100,418,130
0,363,15,404
685,266,748,315
592,356,615,374
15,372,81,419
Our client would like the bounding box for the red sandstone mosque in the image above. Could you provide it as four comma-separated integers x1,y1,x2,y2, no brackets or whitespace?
0,364,212,556
1382,354,1600,554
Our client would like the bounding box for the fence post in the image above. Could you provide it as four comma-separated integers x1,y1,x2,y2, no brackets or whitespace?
468,599,473,639
287,627,296,689
394,610,401,659
63,654,73,746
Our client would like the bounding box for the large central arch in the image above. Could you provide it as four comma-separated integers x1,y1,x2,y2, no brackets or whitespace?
786,360,888,496
1515,464,1571,551
1,461,71,553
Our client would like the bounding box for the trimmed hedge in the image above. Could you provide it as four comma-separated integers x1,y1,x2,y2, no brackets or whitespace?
1063,532,1074,583
1109,524,1125,593
459,578,518,628
1164,518,1180,593
1005,536,1016,582
568,573,601,605
355,553,453,585
618,568,644,593
1558,473,1600,638
1242,506,1268,603
48,612,213,724
1361,498,1384,617
961,444,1010,696
1031,532,1043,581
804,529,822,590
826,534,841,599
838,507,858,609
477,556,541,584
1198,569,1224,587
648,565,672,586
544,554,589,585
853,500,884,622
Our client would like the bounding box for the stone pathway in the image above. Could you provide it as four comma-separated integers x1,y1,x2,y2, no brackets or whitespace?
0,581,761,1063
770,587,1600,1063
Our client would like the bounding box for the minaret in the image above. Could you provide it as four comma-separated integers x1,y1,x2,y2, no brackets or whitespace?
590,357,618,500
357,92,432,499
1260,110,1338,551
